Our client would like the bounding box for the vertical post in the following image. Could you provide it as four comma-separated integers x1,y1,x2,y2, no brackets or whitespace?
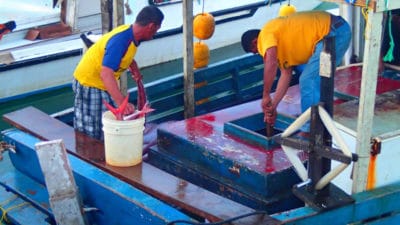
352,11,384,194
308,36,335,194
100,0,128,95
183,0,195,118
35,139,88,225
64,0,78,31
101,0,112,33
114,0,128,95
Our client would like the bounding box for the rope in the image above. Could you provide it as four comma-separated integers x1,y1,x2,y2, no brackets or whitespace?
0,196,29,223
383,2,395,62
361,0,394,62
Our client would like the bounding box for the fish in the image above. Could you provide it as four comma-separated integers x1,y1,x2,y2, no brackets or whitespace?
103,61,152,120
123,102,155,120
128,63,147,111
103,95,129,120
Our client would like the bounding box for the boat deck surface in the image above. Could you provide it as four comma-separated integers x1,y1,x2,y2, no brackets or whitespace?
2,64,400,223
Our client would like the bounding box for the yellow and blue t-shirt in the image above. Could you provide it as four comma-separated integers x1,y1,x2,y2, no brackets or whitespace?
74,25,138,90
257,11,330,69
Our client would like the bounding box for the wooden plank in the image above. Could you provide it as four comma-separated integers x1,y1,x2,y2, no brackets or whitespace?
2,106,279,225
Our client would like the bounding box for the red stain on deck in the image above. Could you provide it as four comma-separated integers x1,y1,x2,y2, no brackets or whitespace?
164,65,399,175
163,86,306,174
335,65,400,98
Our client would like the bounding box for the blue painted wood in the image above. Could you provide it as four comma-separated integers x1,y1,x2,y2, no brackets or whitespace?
0,154,52,225
147,146,303,212
2,129,194,225
224,113,296,149
155,128,302,201
1,172,54,223
271,181,400,224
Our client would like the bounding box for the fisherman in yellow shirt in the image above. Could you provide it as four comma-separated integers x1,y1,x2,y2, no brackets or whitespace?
241,11,351,134
73,6,164,140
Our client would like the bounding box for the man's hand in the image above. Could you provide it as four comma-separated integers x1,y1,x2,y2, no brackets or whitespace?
264,108,277,125
261,96,276,125
124,103,136,115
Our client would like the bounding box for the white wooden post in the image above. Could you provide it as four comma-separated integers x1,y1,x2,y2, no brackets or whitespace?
35,139,88,225
65,0,78,31
352,8,384,194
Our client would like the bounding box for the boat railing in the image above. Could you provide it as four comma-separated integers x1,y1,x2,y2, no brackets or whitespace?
154,0,276,38
54,53,299,125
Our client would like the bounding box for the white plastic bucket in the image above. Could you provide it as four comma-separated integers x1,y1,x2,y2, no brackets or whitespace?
102,111,145,167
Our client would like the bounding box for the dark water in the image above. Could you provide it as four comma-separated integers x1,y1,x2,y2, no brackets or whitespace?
0,43,245,135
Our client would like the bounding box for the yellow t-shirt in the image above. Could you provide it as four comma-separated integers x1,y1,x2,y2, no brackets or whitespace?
74,25,138,90
257,11,331,69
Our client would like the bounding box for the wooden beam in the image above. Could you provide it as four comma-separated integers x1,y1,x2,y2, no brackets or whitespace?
182,0,195,118
64,0,78,31
352,10,384,194
35,139,88,225
100,0,128,95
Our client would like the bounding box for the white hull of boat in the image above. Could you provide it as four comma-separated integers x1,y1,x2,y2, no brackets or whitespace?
0,0,321,101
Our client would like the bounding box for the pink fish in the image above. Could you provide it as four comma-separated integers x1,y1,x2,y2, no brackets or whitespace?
103,95,129,120
104,61,152,120
128,63,147,110
123,102,155,120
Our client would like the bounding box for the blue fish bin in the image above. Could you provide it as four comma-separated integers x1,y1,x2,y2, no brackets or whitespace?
147,111,304,212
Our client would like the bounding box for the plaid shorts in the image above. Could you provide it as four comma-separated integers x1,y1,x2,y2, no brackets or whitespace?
72,79,115,140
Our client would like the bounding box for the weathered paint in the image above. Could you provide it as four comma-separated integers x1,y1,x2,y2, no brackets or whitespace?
2,129,195,225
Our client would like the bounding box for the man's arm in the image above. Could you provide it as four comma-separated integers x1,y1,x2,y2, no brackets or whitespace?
261,47,278,123
100,66,135,114
272,67,292,109
261,47,292,124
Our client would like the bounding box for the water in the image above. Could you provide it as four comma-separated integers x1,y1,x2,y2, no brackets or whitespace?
0,43,245,135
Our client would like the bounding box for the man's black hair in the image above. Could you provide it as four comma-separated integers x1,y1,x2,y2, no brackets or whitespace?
135,6,164,26
241,29,260,53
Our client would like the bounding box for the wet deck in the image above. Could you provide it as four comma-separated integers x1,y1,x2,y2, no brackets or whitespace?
2,64,400,221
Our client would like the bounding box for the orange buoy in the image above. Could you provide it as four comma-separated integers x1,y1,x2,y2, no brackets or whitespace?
193,41,210,68
278,4,297,17
193,13,215,40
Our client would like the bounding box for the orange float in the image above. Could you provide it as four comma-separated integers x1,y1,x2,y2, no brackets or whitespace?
193,12,215,40
193,41,209,68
